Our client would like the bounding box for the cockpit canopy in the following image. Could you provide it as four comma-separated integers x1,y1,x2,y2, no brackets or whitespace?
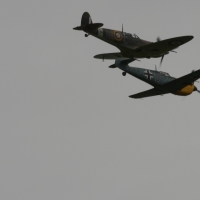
159,71,170,76
132,33,139,38
123,32,140,39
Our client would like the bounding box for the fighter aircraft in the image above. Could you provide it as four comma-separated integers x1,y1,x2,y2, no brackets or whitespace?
108,58,200,99
73,12,193,66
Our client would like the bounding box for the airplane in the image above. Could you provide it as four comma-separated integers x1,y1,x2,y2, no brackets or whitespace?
107,58,200,99
73,12,194,66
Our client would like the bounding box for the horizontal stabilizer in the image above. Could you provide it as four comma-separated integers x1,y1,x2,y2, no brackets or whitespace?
108,64,117,68
129,88,168,99
73,23,103,31
94,52,127,60
73,26,85,30
86,23,103,30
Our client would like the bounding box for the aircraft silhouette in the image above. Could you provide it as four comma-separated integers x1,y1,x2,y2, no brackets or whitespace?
108,59,200,99
73,12,193,66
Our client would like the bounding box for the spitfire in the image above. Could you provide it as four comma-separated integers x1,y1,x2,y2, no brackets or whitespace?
111,59,200,99
73,12,193,65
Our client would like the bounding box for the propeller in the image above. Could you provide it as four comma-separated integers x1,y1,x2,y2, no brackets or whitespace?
157,36,178,54
159,55,164,68
156,36,179,67
192,70,200,93
156,37,161,42
156,37,165,68
194,86,200,93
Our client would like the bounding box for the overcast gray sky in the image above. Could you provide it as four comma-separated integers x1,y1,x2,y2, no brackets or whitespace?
0,0,200,199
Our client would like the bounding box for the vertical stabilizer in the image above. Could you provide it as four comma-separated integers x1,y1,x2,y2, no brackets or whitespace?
81,12,93,26
73,12,103,31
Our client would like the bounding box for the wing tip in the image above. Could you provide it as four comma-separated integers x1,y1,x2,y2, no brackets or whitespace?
129,95,138,99
94,52,124,60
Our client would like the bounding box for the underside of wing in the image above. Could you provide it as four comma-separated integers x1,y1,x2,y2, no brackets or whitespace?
94,52,127,60
129,88,168,99
163,69,200,91
134,36,193,56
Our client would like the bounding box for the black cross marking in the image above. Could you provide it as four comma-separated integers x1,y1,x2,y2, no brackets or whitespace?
144,70,153,80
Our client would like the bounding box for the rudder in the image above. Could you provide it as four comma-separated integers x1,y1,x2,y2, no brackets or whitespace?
73,12,103,31
81,12,93,26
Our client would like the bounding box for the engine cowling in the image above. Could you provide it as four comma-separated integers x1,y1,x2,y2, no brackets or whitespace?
173,84,195,96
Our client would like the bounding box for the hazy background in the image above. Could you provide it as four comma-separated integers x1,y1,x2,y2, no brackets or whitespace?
0,0,200,199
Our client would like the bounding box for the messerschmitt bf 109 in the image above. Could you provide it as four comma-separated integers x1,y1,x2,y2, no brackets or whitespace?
73,12,193,66
108,58,200,99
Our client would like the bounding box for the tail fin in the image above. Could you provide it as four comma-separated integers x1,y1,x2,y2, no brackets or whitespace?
73,12,103,31
81,12,93,26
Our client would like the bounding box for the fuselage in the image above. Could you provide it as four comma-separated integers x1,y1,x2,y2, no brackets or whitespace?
115,59,196,96
85,28,154,58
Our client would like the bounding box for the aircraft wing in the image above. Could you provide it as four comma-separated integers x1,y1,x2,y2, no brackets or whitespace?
163,69,200,91
134,36,193,56
129,88,168,99
94,52,127,60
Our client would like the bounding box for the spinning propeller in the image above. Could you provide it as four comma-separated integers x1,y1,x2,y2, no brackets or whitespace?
156,37,161,42
156,37,165,67
194,86,200,93
156,36,177,68
160,55,164,68
191,70,200,93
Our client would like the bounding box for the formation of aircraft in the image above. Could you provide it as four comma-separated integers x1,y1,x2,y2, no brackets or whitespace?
109,59,200,99
73,12,199,99
73,12,193,66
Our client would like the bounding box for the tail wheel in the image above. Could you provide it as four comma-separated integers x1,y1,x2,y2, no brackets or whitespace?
122,72,126,76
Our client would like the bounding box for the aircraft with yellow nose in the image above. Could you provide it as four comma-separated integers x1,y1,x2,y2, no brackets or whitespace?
109,59,200,99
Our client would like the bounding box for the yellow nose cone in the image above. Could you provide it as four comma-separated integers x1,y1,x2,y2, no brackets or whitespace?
174,84,195,96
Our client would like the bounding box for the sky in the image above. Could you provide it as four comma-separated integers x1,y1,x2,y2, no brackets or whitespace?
0,0,200,199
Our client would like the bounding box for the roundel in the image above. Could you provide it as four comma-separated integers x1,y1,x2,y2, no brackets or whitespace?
169,40,183,46
114,31,123,41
